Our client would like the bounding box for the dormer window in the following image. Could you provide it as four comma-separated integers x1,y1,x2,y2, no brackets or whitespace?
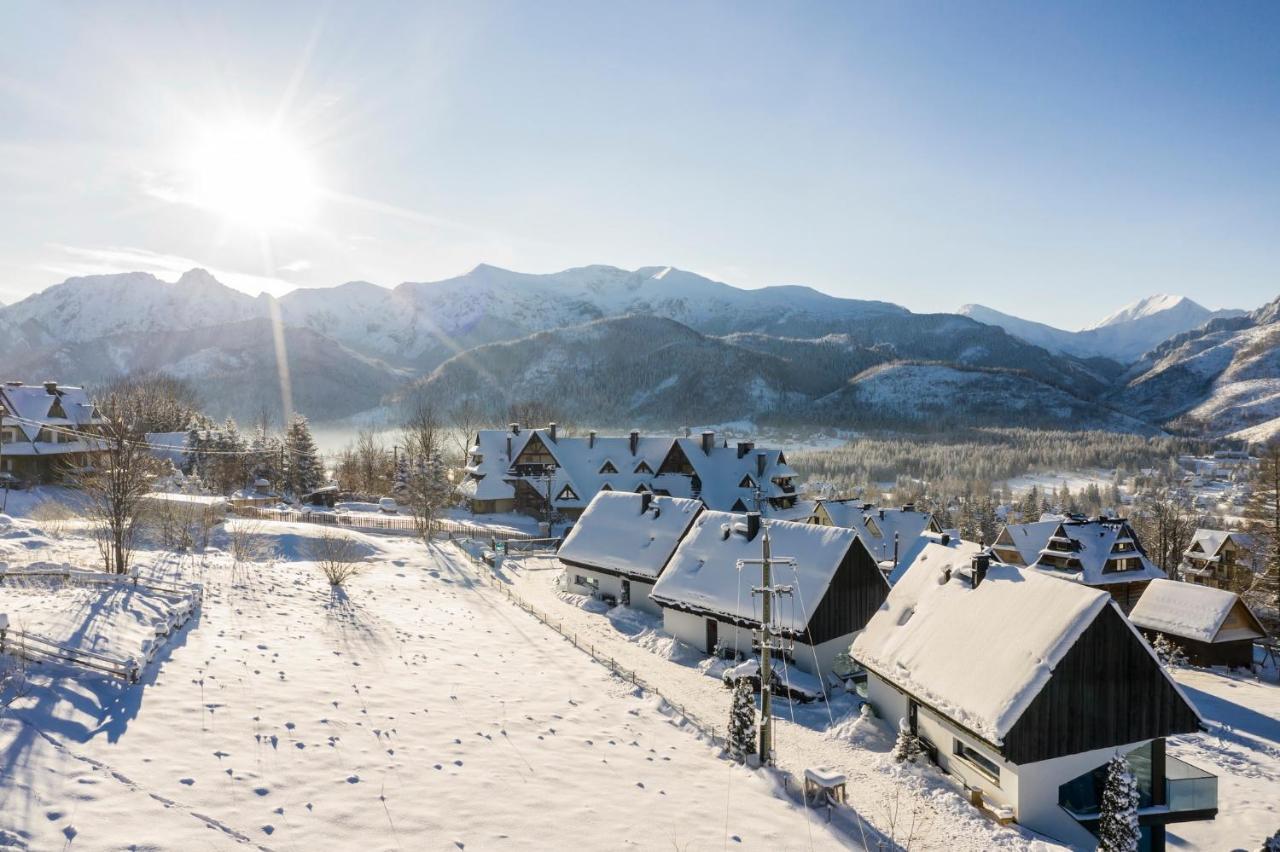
599,460,618,474
556,485,580,502
739,475,756,488
48,398,67,419
634,460,654,475
600,483,613,491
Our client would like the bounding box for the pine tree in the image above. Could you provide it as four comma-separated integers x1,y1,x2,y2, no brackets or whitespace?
283,415,323,497
1245,439,1280,614
891,717,922,763
1260,827,1280,852
1098,754,1140,852
727,678,757,762
1150,634,1187,669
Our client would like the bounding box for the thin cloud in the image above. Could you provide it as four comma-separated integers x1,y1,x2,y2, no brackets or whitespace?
41,244,295,297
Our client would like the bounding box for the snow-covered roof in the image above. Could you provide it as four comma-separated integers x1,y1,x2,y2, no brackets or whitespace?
462,427,799,513
1185,528,1254,560
0,382,103,444
851,540,1113,744
557,491,703,580
1028,518,1166,586
815,500,936,569
885,532,965,585
992,520,1061,565
1130,579,1266,644
651,512,857,634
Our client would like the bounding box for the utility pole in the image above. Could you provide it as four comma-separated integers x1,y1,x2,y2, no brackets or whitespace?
737,485,795,765
0,403,8,513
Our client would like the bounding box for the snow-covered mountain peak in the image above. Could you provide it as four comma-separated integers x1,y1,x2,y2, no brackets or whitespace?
1088,294,1196,330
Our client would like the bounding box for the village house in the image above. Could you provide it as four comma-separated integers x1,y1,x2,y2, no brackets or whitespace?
460,424,799,519
1130,579,1267,669
558,491,703,615
991,516,1164,613
852,540,1215,851
808,499,942,581
1180,529,1258,591
0,381,105,484
649,511,887,677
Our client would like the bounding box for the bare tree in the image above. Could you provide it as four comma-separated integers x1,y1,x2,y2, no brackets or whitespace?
76,407,161,574
1132,490,1198,579
1245,438,1280,623
446,398,492,467
95,371,202,434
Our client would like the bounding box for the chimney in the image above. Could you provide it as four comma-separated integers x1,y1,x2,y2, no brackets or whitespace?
971,552,991,588
756,451,767,477
588,430,596,449
506,435,512,458
510,422,520,435
893,531,900,567
940,532,951,546
878,508,885,521
630,430,640,456
548,422,557,443
902,502,915,513
746,512,761,541
737,441,750,459
43,381,57,395
701,430,714,455
640,492,652,514
683,426,691,438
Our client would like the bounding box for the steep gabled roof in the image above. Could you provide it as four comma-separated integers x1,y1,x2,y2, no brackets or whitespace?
651,513,857,633
1030,519,1165,586
816,501,937,570
0,383,103,444
1186,528,1254,560
1130,579,1266,644
992,520,1061,565
852,540,1111,744
557,491,703,581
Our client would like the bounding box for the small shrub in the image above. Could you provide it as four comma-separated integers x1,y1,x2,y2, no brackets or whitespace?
892,717,923,764
28,500,79,539
308,530,363,586
228,520,275,565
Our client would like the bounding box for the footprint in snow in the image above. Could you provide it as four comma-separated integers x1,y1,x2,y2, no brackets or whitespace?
179,778,195,786
346,775,360,784
254,787,270,797
45,811,63,821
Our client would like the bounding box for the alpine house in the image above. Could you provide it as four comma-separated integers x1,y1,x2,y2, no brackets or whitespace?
808,499,942,580
557,491,703,615
0,381,105,483
851,539,1215,851
460,424,799,519
1129,579,1267,669
1180,529,1259,591
650,512,887,677
992,516,1165,613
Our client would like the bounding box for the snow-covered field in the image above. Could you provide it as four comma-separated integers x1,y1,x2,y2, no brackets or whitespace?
1003,469,1118,498
0,515,849,851
1,499,1276,851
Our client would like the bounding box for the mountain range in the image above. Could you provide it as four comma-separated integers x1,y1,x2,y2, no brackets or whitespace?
0,264,1270,440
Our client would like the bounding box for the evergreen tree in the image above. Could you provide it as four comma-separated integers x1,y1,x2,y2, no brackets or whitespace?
1150,634,1187,669
891,717,923,763
248,424,282,487
1259,827,1280,852
727,678,757,762
1098,754,1140,852
283,415,323,497
1245,439,1280,613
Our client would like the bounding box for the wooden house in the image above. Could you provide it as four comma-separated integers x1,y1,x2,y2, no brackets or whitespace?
1180,529,1259,591
809,499,941,581
558,491,703,615
650,511,887,677
1130,579,1266,669
460,424,799,519
852,540,1214,851
0,381,106,484
994,517,1165,613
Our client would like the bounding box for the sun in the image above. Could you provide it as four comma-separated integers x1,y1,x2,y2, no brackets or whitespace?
183,123,319,228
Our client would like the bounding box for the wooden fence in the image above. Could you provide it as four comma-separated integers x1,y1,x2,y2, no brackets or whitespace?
0,568,202,683
229,506,542,541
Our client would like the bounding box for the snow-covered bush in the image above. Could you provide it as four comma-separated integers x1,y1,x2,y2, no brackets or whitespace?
228,520,275,566
727,678,757,762
1151,634,1188,669
891,717,923,764
1098,754,1140,852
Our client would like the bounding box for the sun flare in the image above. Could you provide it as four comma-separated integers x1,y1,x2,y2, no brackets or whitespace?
183,123,319,228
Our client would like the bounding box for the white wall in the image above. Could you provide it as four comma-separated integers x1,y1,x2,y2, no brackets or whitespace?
661,608,755,656
794,632,858,678
864,673,1151,849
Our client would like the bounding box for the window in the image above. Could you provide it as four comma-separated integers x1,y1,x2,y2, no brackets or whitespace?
953,739,1000,783
634,460,654,475
556,485,579,501
738,475,755,488
599,460,618,474
599,483,613,491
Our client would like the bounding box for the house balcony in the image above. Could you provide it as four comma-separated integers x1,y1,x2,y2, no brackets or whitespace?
1062,754,1217,828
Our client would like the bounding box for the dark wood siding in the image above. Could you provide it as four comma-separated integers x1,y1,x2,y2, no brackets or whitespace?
804,539,889,645
1141,630,1256,669
1003,605,1201,764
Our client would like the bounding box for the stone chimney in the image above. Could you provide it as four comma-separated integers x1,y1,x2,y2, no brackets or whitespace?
971,552,991,588
629,430,640,456
701,430,714,455
548,422,557,443
43,381,57,395
510,422,520,435
746,512,761,541
736,441,755,459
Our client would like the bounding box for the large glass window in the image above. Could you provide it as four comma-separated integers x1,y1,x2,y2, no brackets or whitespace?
953,739,1000,783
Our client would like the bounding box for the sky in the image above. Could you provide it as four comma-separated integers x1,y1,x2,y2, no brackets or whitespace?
1,1,1277,329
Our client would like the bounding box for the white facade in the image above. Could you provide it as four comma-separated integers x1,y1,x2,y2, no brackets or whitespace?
564,566,661,617
866,671,1151,850
661,607,845,678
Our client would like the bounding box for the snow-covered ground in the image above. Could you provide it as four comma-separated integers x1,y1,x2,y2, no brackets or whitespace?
1003,469,1118,498
0,516,849,850
497,553,1280,852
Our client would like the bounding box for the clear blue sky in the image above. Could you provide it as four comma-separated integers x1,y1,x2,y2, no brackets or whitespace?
1,1,1276,327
